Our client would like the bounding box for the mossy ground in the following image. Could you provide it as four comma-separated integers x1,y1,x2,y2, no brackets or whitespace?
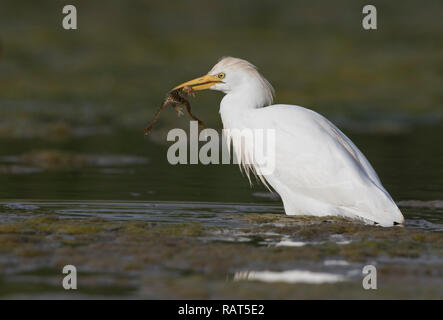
0,206,441,299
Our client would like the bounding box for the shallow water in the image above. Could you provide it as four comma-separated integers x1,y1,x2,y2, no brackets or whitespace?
0,198,442,298
0,123,443,299
0,200,442,231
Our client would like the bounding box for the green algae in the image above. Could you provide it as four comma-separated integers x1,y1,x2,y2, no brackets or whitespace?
154,222,206,237
23,216,103,234
0,205,441,298
0,224,21,233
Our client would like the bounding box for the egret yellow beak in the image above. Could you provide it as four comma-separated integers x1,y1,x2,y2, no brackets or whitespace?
173,74,222,91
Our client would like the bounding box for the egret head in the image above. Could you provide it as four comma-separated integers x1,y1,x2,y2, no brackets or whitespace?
174,57,274,107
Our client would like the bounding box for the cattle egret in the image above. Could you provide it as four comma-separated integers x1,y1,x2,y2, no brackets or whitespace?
174,57,404,226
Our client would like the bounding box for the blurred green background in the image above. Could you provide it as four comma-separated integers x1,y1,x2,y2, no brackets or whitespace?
0,0,442,202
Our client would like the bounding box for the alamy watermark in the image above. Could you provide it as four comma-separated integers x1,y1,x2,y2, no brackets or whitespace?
166,121,276,176
62,5,77,30
362,264,377,289
61,5,377,31
62,265,77,290
362,5,377,30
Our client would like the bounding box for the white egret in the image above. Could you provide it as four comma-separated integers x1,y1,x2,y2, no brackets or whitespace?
174,57,404,226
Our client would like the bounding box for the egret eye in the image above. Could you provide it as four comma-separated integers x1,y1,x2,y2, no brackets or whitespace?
217,72,225,79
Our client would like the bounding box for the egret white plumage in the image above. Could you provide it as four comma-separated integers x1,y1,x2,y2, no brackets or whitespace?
174,57,404,227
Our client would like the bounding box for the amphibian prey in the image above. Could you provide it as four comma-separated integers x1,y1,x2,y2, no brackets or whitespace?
144,86,206,135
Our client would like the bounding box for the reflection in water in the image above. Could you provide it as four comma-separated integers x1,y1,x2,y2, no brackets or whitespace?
324,260,350,266
233,270,347,284
398,200,443,209
275,239,307,247
0,201,282,228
